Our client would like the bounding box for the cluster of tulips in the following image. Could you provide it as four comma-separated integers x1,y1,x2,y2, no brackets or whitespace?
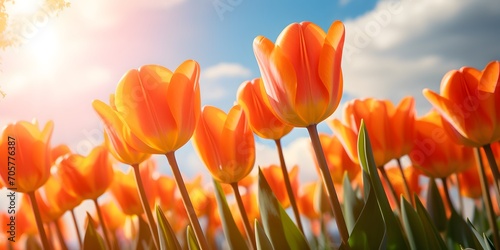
1,19,499,250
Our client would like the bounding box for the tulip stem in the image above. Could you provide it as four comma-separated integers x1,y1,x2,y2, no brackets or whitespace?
379,166,401,212
274,139,304,233
54,219,68,250
131,164,160,250
165,151,210,250
92,198,113,250
306,124,349,246
27,191,50,250
454,173,465,217
70,209,83,248
482,144,500,202
474,147,500,249
396,158,413,206
230,182,256,250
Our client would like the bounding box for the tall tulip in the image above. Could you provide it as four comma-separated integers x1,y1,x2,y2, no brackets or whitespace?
110,60,208,248
193,104,256,248
0,120,53,248
409,110,474,178
253,20,349,243
237,77,304,231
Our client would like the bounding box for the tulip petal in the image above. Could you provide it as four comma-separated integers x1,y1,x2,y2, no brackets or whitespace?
479,61,499,93
329,119,359,164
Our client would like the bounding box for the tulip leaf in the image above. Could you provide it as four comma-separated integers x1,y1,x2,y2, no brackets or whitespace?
25,235,42,250
212,179,249,250
468,219,493,250
342,172,364,234
357,121,408,249
255,219,273,250
348,171,386,249
401,197,429,250
258,168,310,250
446,210,482,249
186,225,200,250
156,205,181,250
82,212,106,250
135,215,154,250
426,178,447,232
414,195,447,250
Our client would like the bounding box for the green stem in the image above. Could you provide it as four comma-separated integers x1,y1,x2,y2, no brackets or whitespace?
92,198,113,250
274,139,304,233
165,151,210,250
70,209,83,249
131,164,160,250
230,182,256,250
474,147,500,249
482,144,500,204
27,191,50,250
396,158,413,206
306,124,349,245
379,166,401,212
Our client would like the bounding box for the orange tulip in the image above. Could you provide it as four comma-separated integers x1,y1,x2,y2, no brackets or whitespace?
59,145,114,200
319,133,360,184
381,166,421,209
237,78,293,139
423,60,500,147
99,201,127,232
455,165,482,199
409,110,475,178
192,105,255,184
0,120,53,193
253,21,345,127
296,182,321,220
93,95,150,165
113,60,201,154
261,164,299,208
110,159,157,215
50,144,71,164
156,174,177,211
330,97,415,167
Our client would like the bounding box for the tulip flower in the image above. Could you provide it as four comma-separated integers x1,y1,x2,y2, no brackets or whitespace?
193,105,255,184
237,78,293,139
409,110,475,178
0,120,53,193
423,61,500,147
0,120,53,248
381,166,421,209
297,182,321,220
156,174,177,211
113,60,201,154
51,144,71,164
261,164,299,208
330,97,415,167
455,165,482,199
318,133,360,184
253,21,344,127
93,95,151,166
110,159,157,216
59,145,114,200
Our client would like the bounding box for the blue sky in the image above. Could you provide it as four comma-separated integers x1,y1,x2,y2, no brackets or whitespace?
1,0,499,184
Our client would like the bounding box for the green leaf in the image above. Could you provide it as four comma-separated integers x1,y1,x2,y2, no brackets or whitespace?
357,121,408,249
342,172,364,234
414,195,447,250
468,219,493,250
156,205,181,250
258,168,310,250
135,215,153,250
82,212,106,250
426,178,447,232
212,179,249,250
401,197,429,250
348,171,386,250
186,225,200,250
447,210,482,249
255,219,273,250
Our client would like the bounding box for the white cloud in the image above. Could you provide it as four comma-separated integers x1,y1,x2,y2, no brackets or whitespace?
202,63,252,79
340,0,500,115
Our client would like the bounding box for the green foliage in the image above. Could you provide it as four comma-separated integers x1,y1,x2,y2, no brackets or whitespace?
426,178,447,232
82,213,106,250
342,173,364,234
258,168,310,250
212,179,249,250
156,205,182,250
255,219,274,250
186,226,200,250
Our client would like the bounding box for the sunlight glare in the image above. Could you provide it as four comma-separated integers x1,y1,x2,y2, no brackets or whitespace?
6,0,44,17
26,27,61,76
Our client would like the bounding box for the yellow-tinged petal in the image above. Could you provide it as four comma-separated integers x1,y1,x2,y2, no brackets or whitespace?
479,60,500,93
